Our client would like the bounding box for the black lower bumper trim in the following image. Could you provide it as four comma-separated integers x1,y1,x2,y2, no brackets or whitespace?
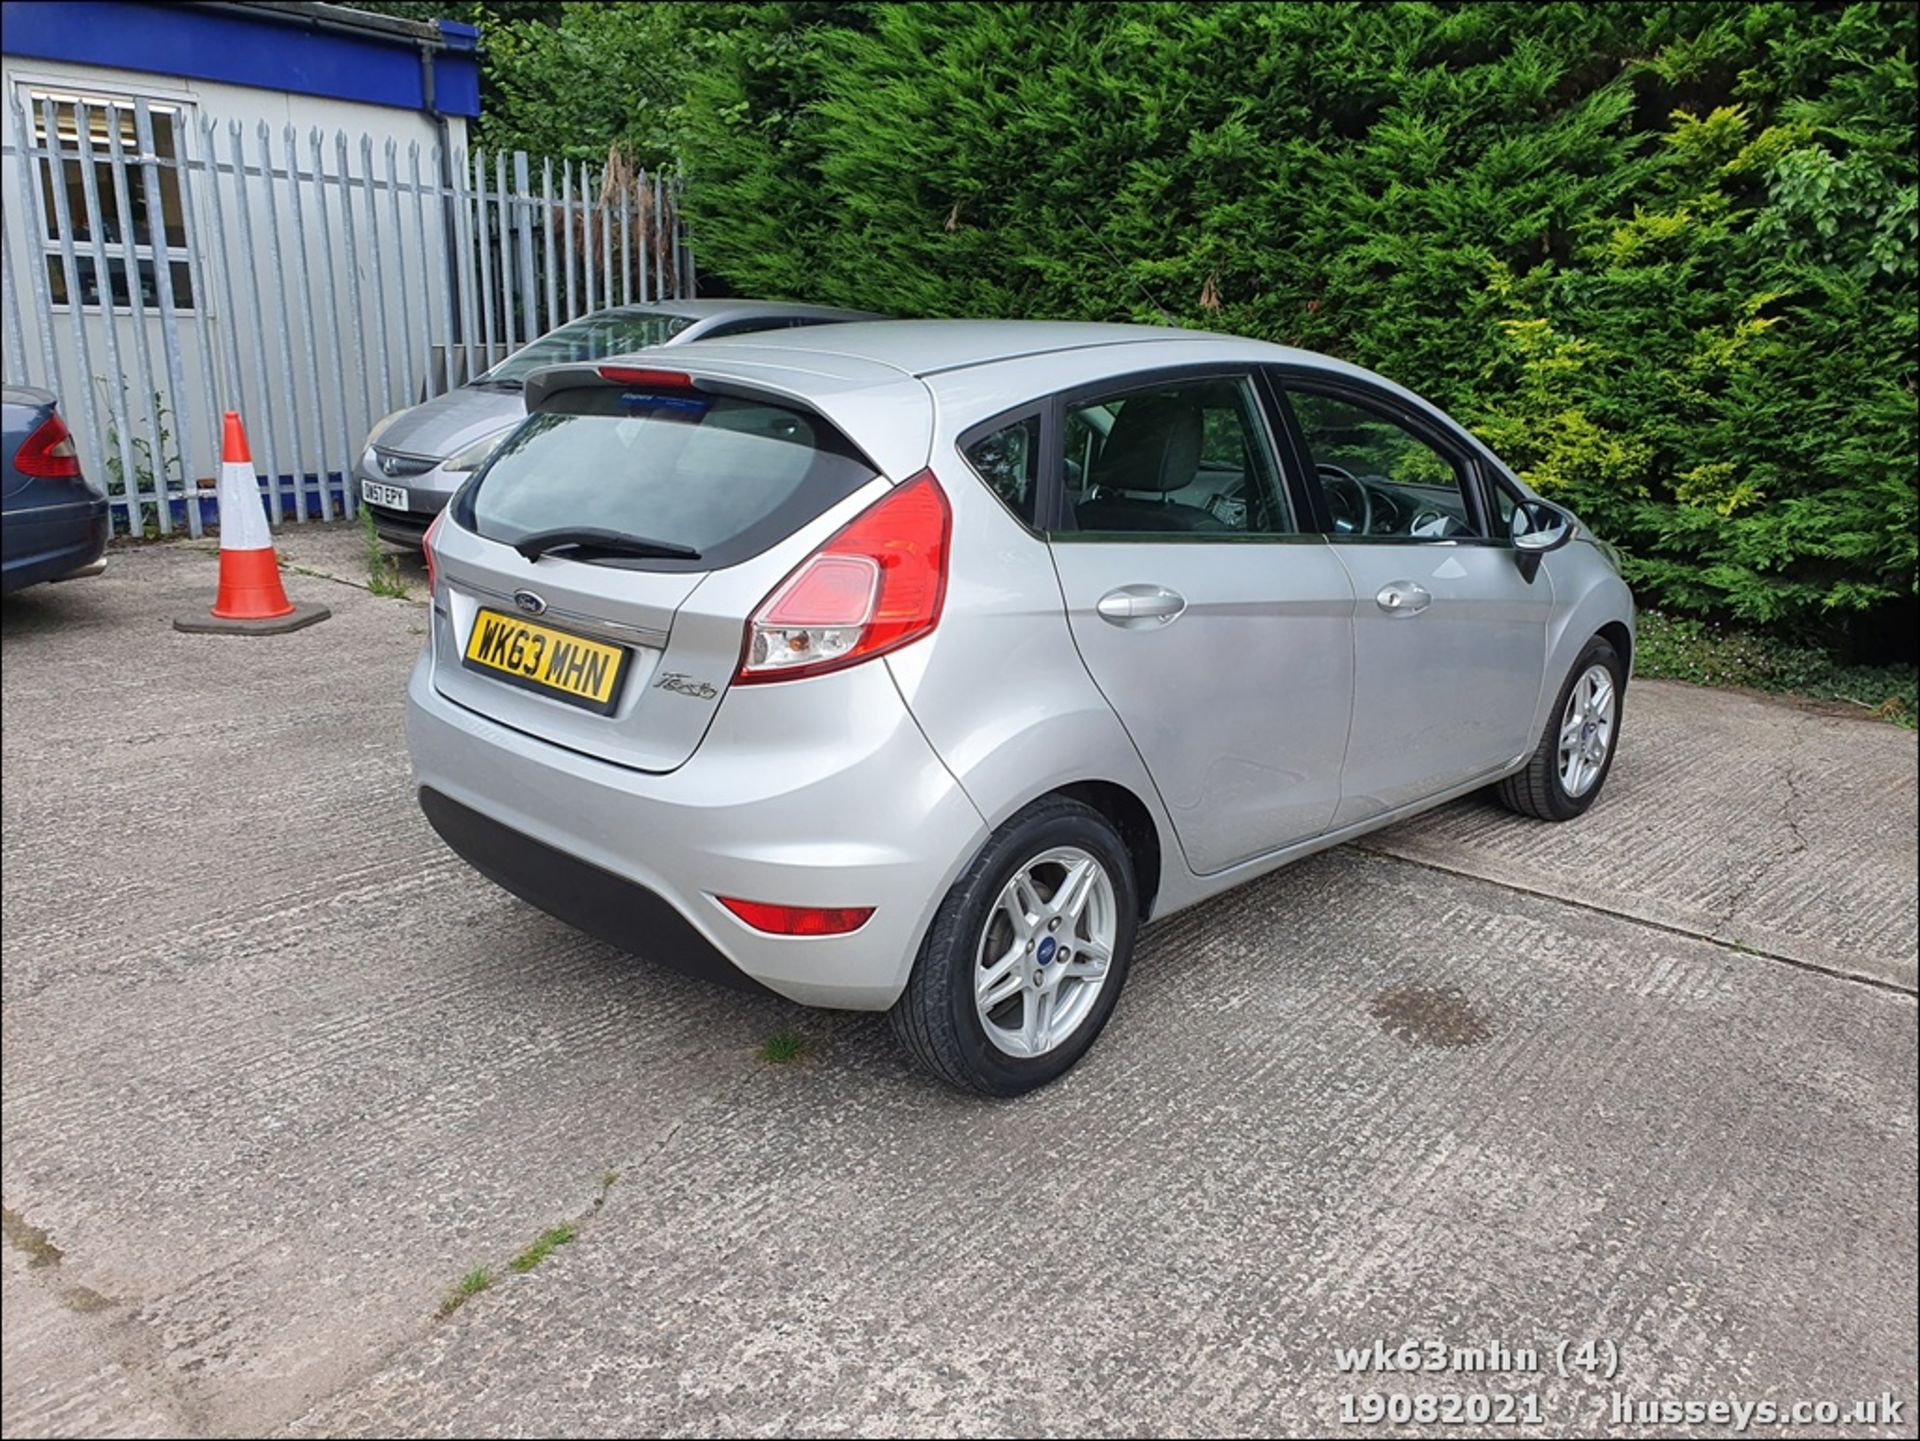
365,501,432,545
418,787,774,996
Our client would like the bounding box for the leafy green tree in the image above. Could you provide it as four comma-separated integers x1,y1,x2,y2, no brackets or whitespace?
350,1,677,160
468,1,692,163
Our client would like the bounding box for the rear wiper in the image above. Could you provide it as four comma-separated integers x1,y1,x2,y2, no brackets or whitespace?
513,527,702,562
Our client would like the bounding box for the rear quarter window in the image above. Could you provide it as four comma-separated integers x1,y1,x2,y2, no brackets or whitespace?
962,413,1042,527
458,388,877,571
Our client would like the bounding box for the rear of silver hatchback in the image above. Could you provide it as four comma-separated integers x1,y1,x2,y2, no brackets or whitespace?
407,359,988,1012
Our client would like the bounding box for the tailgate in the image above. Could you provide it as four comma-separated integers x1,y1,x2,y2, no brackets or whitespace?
427,362,925,772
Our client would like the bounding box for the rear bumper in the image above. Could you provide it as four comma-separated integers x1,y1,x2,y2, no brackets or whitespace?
419,786,775,996
1,496,108,594
406,649,988,1010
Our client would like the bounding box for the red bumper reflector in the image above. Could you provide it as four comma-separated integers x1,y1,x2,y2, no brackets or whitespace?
718,897,875,936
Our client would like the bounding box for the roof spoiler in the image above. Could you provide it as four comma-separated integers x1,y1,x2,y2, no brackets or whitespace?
525,362,835,417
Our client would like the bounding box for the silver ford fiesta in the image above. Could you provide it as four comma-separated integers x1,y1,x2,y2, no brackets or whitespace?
408,320,1634,1095
358,299,878,546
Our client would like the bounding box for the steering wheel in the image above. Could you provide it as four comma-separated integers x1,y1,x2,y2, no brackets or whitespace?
1317,463,1374,535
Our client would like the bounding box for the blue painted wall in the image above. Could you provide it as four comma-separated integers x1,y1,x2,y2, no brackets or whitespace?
1,2,481,116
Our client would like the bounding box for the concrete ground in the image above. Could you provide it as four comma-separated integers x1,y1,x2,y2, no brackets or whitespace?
3,525,1915,1439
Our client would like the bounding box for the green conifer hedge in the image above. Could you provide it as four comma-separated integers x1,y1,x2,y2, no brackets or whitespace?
666,2,1916,653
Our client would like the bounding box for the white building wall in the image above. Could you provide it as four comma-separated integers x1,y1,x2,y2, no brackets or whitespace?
2,54,472,512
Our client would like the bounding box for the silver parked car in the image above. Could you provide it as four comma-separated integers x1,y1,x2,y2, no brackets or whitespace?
408,321,1633,1095
358,299,879,545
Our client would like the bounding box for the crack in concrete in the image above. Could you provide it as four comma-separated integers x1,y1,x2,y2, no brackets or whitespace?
1709,710,1815,936
0,1209,213,1437
265,1049,783,1438
285,563,428,604
1349,842,1916,999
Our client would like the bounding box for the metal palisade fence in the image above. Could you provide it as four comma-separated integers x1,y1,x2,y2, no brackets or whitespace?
0,94,693,537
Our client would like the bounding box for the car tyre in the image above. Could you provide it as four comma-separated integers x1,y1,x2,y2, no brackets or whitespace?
891,797,1138,1097
1495,635,1626,822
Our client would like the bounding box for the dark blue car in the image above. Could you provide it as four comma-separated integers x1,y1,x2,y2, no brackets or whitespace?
2,385,108,594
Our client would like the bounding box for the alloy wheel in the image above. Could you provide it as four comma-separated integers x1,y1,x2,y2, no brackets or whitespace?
1558,663,1616,798
974,846,1118,1059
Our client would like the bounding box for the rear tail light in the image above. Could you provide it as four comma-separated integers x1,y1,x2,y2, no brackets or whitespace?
718,897,875,936
735,470,950,684
423,509,445,596
15,413,81,478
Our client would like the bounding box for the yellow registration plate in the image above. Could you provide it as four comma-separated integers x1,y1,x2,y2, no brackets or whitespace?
462,608,628,714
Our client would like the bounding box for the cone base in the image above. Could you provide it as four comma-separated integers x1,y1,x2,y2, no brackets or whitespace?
173,602,332,636
211,546,294,620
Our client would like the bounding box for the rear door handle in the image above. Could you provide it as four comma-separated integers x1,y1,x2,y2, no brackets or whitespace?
1375,581,1431,616
1097,585,1187,627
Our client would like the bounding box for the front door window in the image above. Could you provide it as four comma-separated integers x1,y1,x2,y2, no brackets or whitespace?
1287,391,1480,540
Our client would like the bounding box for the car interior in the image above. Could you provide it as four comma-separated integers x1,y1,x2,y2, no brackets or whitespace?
1058,381,1480,539
1065,381,1285,534
1285,391,1478,539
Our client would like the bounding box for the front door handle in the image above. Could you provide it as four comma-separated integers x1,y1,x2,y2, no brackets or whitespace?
1097,584,1187,627
1376,581,1432,616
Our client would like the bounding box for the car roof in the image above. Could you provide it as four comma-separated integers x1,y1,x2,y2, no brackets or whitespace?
650,318,1336,379
534,318,1500,485
672,319,1199,376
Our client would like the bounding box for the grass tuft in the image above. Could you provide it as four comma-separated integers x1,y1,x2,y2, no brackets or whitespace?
507,1222,578,1275
438,1265,493,1317
594,1169,621,1211
359,504,409,599
757,1029,812,1065
1,1207,63,1268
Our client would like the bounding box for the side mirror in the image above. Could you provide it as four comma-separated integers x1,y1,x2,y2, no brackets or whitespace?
1510,498,1575,581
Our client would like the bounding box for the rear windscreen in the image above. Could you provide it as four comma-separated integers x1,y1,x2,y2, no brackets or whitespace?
456,386,878,571
472,312,694,387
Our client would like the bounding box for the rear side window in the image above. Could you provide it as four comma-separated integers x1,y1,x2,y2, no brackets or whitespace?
1062,376,1295,537
460,387,877,570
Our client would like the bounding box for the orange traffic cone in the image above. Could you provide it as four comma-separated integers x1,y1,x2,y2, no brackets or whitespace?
173,412,330,635
211,413,292,618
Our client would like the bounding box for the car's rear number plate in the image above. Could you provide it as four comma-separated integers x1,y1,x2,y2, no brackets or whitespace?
462,609,628,714
361,479,408,510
